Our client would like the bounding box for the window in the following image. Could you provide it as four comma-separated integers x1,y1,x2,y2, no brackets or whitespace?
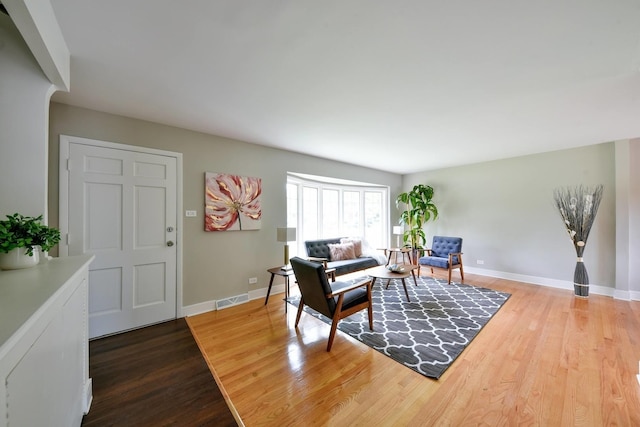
287,173,389,256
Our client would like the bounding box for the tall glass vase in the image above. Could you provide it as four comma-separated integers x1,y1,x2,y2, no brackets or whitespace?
573,246,589,297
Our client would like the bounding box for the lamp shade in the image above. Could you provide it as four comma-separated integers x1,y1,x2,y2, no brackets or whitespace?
277,227,296,242
392,226,403,235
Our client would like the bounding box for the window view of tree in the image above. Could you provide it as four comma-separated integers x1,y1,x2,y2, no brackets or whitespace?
287,173,388,255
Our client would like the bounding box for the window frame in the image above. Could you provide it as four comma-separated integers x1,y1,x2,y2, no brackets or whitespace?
286,173,390,257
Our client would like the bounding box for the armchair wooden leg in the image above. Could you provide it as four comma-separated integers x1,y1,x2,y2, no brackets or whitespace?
327,313,340,351
447,268,452,284
366,281,373,331
460,264,464,282
295,298,305,327
327,295,345,351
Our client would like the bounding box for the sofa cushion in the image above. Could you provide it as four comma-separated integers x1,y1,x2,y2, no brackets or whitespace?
340,238,363,257
328,242,356,260
327,257,379,275
418,255,450,269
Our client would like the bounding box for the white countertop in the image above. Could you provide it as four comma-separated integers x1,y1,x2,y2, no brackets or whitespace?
0,255,94,350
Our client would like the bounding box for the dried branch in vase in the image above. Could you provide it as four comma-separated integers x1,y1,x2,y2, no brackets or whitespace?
553,184,604,297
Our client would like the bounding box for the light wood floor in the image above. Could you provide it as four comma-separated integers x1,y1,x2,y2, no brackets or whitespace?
187,272,640,426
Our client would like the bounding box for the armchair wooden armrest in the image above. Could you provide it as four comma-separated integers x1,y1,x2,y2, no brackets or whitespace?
448,252,463,264
326,279,372,298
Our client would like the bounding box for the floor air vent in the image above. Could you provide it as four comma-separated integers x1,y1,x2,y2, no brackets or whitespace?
215,294,249,310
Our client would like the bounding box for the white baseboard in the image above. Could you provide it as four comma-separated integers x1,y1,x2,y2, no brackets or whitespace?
464,266,617,298
182,300,218,317
182,284,287,317
83,378,93,414
182,269,637,317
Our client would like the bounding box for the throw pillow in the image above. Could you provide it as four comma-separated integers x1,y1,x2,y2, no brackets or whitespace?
340,238,362,257
328,242,356,261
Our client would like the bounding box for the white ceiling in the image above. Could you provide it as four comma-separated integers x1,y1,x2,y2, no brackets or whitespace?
48,0,640,174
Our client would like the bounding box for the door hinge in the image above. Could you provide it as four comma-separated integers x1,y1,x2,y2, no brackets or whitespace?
67,158,71,171
66,233,70,245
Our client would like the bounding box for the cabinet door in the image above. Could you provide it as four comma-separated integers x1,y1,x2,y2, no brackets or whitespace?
6,278,87,427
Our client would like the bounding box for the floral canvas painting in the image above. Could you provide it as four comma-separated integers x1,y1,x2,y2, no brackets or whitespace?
205,172,262,231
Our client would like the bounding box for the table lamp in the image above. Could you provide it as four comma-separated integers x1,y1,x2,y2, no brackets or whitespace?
393,226,403,248
277,227,297,271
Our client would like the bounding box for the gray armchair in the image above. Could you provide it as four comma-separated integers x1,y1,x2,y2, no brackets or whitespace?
289,256,373,351
417,236,464,284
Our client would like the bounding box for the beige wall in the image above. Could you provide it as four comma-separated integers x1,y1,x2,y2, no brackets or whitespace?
48,103,402,306
0,13,53,220
628,139,640,293
402,143,617,289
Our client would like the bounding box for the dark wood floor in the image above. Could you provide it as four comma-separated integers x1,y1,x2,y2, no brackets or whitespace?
82,318,238,426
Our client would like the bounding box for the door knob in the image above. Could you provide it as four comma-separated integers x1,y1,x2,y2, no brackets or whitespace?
167,241,174,247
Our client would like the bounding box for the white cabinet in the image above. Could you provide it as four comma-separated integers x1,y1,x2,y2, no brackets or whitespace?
0,255,94,427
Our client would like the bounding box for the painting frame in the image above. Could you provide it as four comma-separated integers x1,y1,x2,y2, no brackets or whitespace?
204,172,262,231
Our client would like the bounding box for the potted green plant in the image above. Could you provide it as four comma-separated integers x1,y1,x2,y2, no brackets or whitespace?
0,213,61,270
395,184,438,260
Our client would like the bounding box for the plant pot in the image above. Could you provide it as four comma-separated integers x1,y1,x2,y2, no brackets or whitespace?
0,247,39,270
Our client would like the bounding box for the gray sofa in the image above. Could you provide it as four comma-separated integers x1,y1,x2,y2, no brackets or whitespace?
304,238,379,276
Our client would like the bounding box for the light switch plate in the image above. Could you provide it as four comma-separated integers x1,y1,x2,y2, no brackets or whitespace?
185,210,197,217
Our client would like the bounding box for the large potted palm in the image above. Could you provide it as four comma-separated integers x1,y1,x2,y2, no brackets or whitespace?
395,184,438,263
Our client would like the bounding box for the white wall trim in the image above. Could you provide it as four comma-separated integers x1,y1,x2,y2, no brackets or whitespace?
182,300,218,317
3,0,70,90
182,268,637,318
182,284,287,317
465,266,620,298
83,378,93,414
614,290,632,301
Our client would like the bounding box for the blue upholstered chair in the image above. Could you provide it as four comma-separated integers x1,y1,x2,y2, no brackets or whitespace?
417,236,464,284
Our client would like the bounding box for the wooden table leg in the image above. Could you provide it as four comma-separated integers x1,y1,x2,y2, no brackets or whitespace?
284,275,289,313
265,273,275,305
410,269,417,286
401,278,411,302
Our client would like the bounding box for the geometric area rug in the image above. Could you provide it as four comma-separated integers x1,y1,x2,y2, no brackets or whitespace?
287,276,510,379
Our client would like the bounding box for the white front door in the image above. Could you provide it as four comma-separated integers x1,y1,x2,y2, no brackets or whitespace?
59,136,180,338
